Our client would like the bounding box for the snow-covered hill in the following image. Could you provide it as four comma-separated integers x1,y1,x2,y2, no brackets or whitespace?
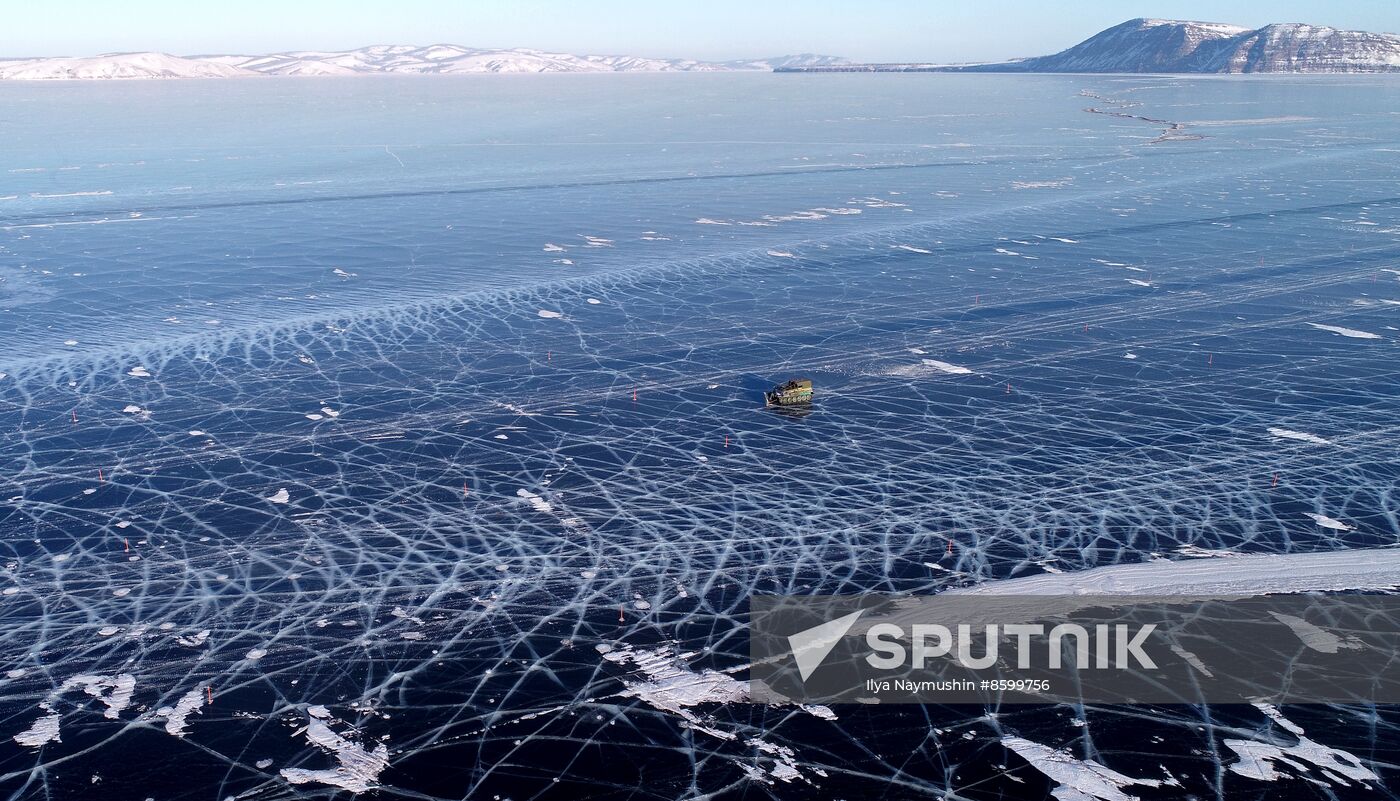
1187,23,1400,72
974,18,1400,73
773,19,1400,74
206,45,834,74
722,53,852,71
0,45,849,79
0,52,253,80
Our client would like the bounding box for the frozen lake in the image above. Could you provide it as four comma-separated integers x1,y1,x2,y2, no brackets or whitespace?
1,73,1399,799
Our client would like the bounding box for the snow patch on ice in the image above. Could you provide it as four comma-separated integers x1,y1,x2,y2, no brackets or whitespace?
281,710,389,793
516,488,553,514
921,359,973,375
1268,613,1363,654
1304,512,1353,531
15,673,138,744
13,709,61,747
1307,322,1380,339
1002,735,1172,801
596,643,832,742
1224,703,1378,787
1267,427,1331,445
1169,644,1213,677
152,687,205,737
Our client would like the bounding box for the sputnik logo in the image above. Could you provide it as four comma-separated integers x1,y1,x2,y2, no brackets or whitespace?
788,610,864,681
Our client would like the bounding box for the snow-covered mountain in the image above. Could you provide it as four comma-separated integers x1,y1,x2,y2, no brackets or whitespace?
0,45,849,79
968,18,1400,73
722,53,851,71
773,19,1400,74
0,52,252,80
1186,23,1400,72
207,45,728,75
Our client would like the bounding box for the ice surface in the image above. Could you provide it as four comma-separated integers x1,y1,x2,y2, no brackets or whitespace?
1,72,1399,800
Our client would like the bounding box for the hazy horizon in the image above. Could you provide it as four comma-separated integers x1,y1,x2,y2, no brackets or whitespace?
8,1,1399,63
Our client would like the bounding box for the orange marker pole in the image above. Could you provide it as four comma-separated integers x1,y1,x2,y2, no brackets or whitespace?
206,686,212,705
123,538,129,553
724,435,729,448
617,605,625,623
632,389,637,402
98,468,104,482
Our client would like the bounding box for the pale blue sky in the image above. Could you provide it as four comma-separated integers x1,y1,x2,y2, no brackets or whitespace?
9,1,1399,61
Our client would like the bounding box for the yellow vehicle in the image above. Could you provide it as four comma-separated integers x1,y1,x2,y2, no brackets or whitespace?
765,378,813,407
